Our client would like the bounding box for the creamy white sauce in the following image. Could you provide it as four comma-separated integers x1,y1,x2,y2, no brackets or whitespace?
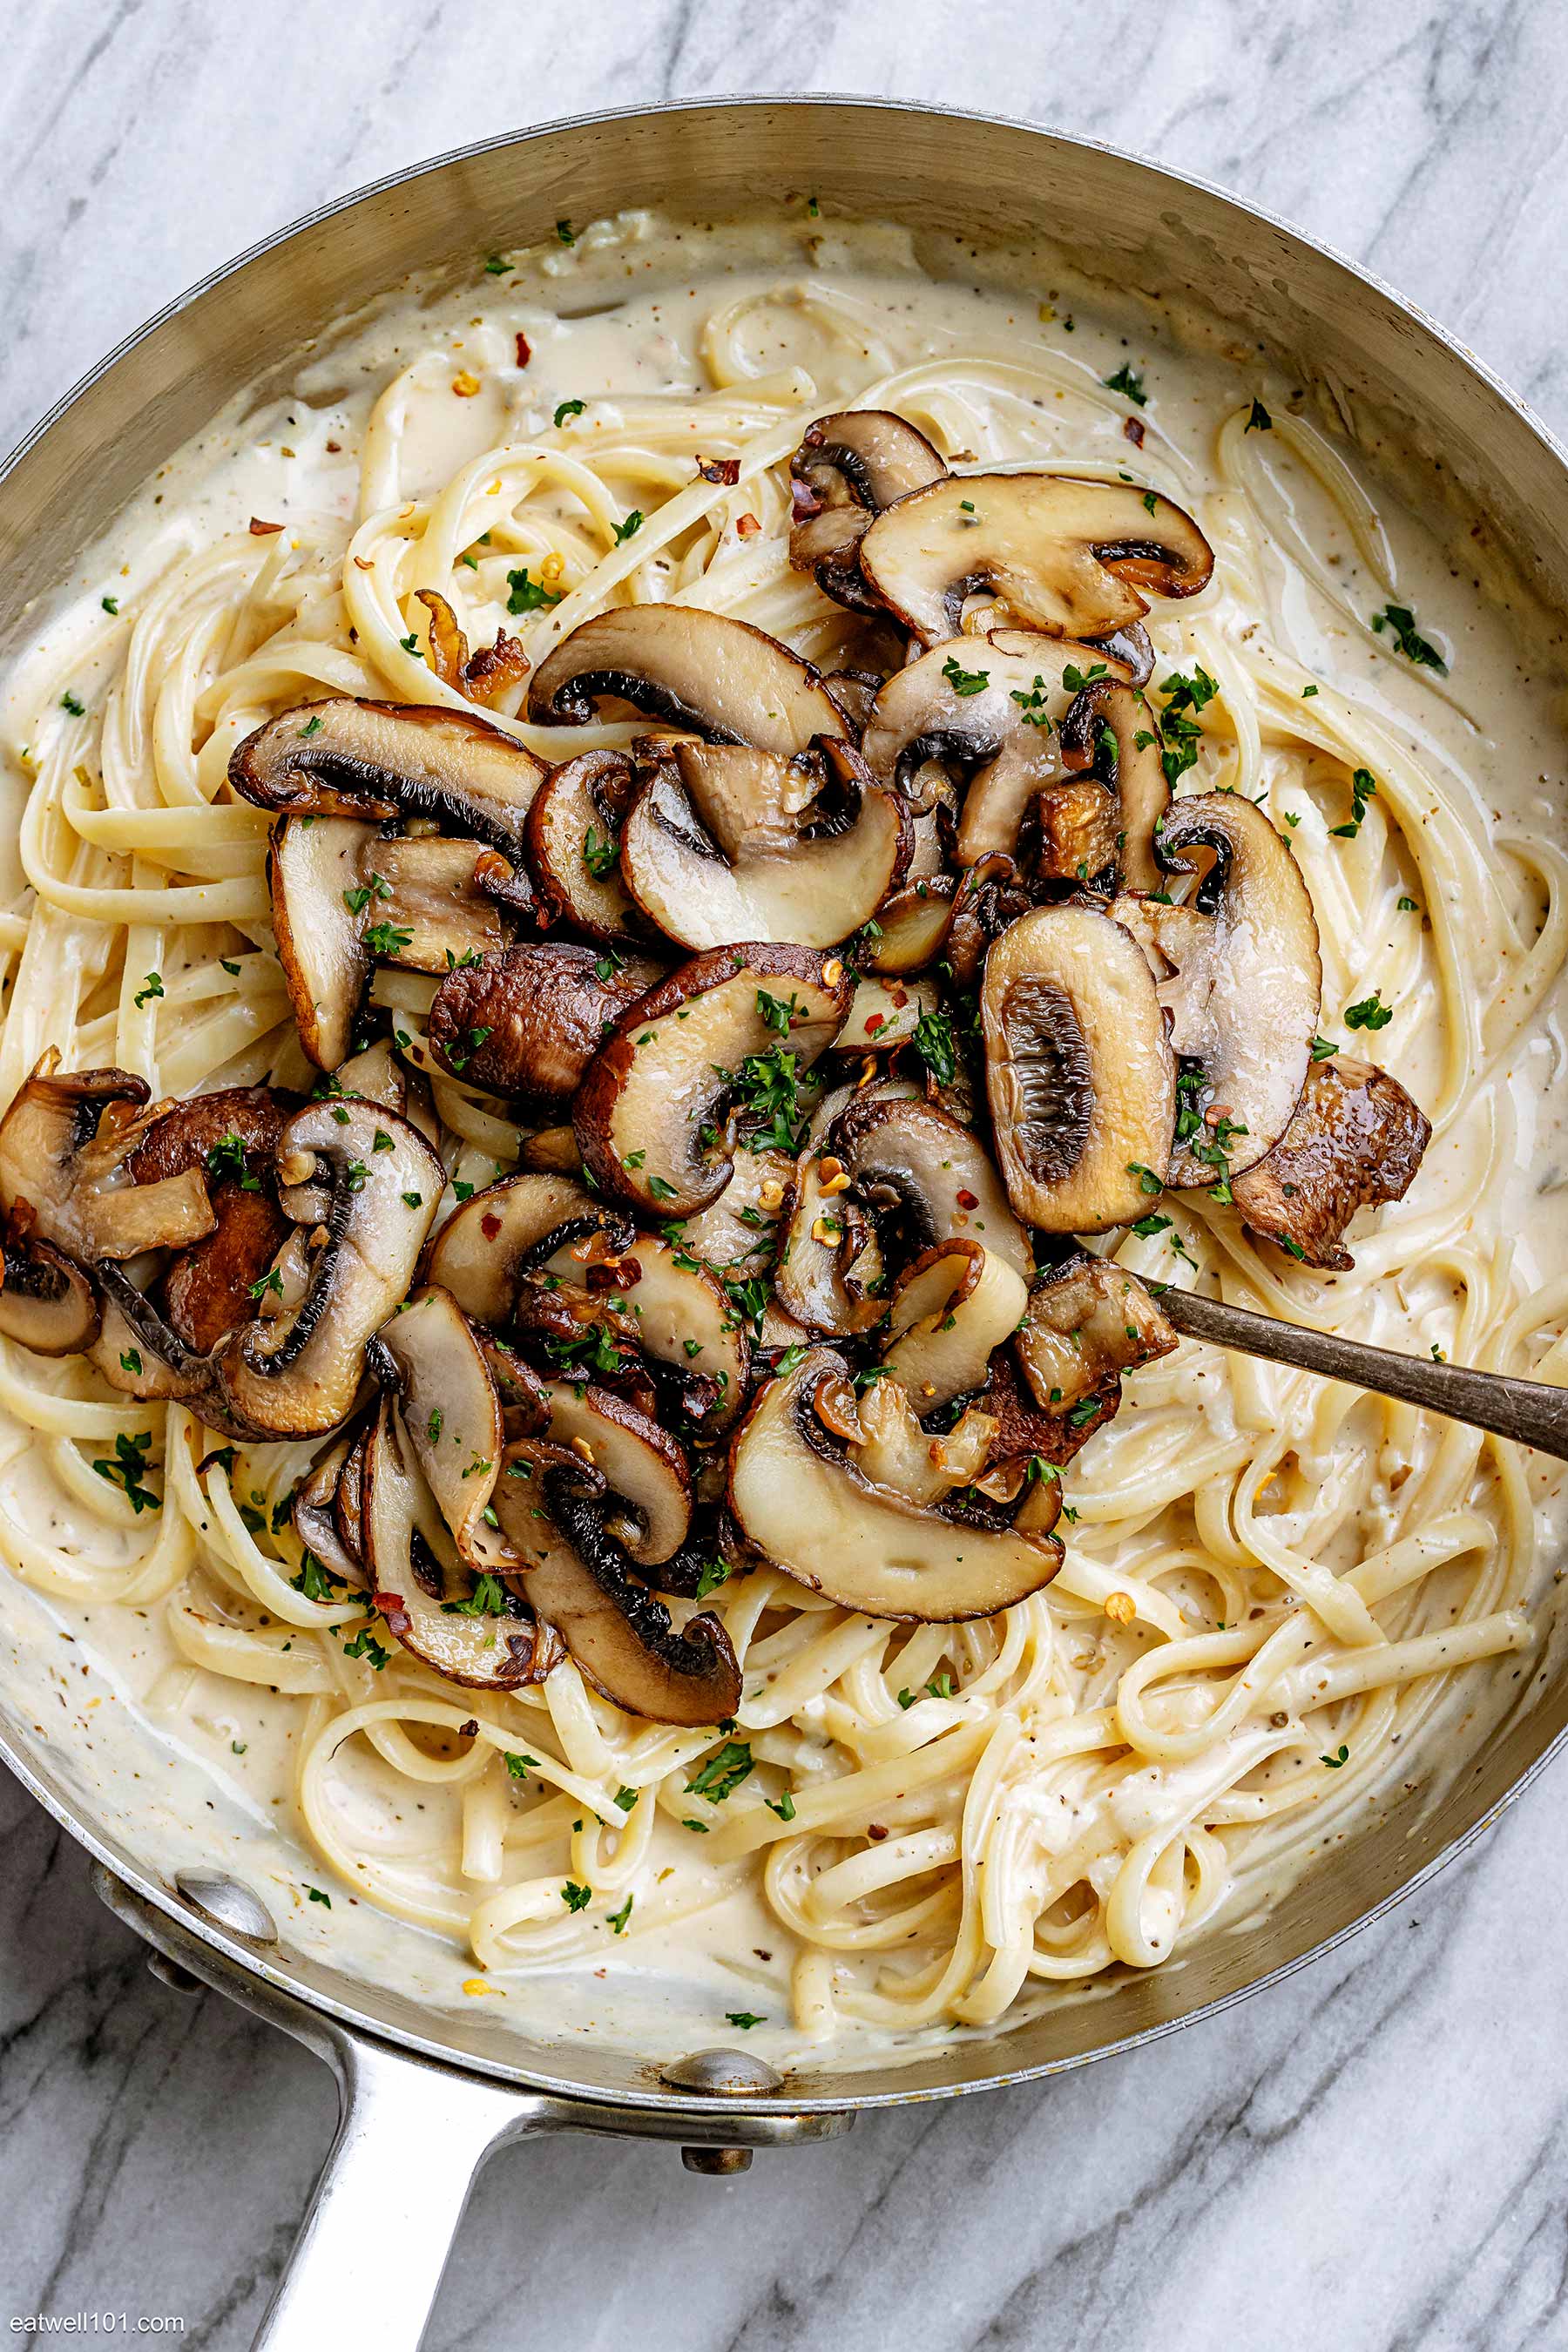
1,209,1565,2069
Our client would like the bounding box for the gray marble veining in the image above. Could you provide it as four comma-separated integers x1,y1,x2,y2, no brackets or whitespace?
4,3,1568,2345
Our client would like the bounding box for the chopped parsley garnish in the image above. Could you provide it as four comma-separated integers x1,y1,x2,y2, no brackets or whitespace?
92,1431,159,1513
308,1887,332,1907
1321,1745,1349,1768
766,1791,797,1822
206,1132,262,1191
756,988,801,1036
694,1558,732,1602
443,1574,508,1617
583,825,619,877
685,1740,754,1804
1344,990,1393,1031
1154,666,1218,786
556,219,576,245
101,595,119,615
941,654,990,697
362,920,415,957
291,1551,338,1603
732,1041,810,1153
926,1673,956,1700
506,565,564,613
1371,603,1447,674
912,1008,957,1086
1104,363,1146,406
1130,1211,1173,1240
342,873,392,916
60,691,85,716
560,1881,591,1912
1126,1162,1165,1195
132,971,164,1009
607,1895,634,1935
553,398,586,427
726,2012,765,2030
612,510,644,544
118,1347,143,1376
1066,1398,1102,1428
1396,895,1419,913
1310,1036,1339,1061
1009,674,1055,730
1330,767,1377,840
483,253,512,275
341,1624,390,1669
504,1752,539,1781
1244,397,1273,433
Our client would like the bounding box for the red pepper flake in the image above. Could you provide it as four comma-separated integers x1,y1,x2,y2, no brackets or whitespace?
515,332,532,368
736,513,760,538
956,1187,979,1210
889,988,909,1009
325,440,342,454
480,1212,503,1240
248,517,283,535
863,1012,886,1035
867,1823,889,1842
696,456,740,485
371,1592,410,1633
1123,415,1146,448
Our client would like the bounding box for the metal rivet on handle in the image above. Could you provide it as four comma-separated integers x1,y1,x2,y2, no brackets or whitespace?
172,1869,279,1943
660,2046,785,2096
663,2046,783,2174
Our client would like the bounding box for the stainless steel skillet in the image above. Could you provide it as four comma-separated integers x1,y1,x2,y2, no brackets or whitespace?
3,96,1566,2352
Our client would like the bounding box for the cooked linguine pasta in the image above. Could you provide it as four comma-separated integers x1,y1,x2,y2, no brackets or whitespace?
0,210,1564,2047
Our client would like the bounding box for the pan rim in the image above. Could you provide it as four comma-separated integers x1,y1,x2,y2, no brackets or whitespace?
2,89,1563,2115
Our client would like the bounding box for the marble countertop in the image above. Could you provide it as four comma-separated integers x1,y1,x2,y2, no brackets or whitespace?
5,3,1568,2346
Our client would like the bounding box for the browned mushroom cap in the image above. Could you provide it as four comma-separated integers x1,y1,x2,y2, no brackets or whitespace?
858,474,1213,646
372,1287,518,1571
620,737,909,951
982,1344,1118,1470
362,837,507,972
1059,680,1169,892
857,875,957,976
1151,794,1324,1184
362,1396,559,1691
213,1099,443,1440
426,943,664,1098
165,1190,293,1356
772,1149,886,1336
293,1432,367,1585
527,607,843,752
534,1375,692,1566
494,1441,740,1726
333,1038,440,1147
880,1236,1029,1410
1015,1252,1177,1416
268,815,374,1071
427,1173,748,1429
860,631,1132,864
573,943,853,1217
0,1054,214,1268
123,1086,294,1185
981,905,1177,1233
727,1346,1061,1620
1230,1056,1430,1269
788,409,949,612
119,1085,298,1356
423,1172,628,1325
0,1239,99,1355
523,747,652,943
230,698,546,855
828,1090,1033,1275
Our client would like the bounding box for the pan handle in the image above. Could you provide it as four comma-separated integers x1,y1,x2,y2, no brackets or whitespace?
252,2028,548,2352
91,1862,855,2349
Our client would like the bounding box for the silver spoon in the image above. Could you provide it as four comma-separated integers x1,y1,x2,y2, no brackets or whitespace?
1158,1286,1568,1463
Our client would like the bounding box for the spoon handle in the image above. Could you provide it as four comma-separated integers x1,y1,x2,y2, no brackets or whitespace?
1158,1286,1568,1463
